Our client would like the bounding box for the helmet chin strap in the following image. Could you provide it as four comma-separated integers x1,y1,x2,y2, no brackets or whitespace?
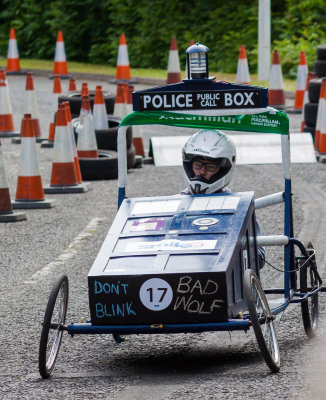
191,176,208,194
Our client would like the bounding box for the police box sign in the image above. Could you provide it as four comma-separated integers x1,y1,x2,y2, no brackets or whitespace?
138,90,261,111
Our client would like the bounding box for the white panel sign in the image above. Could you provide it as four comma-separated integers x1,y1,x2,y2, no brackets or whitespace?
132,199,181,215
190,196,240,211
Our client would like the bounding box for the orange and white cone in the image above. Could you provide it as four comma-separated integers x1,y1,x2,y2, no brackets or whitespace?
81,82,89,96
24,72,41,139
314,79,326,151
294,51,309,111
236,45,250,84
115,33,131,81
126,84,134,115
93,85,108,130
0,140,26,221
6,28,23,75
44,104,87,193
127,84,144,156
76,95,98,158
268,50,285,108
52,30,70,78
300,72,316,132
166,37,181,84
113,82,127,118
63,102,83,183
0,70,18,138
317,78,326,156
42,75,62,147
69,77,77,91
12,114,53,209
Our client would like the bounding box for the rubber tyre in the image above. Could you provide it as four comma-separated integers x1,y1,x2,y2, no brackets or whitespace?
317,45,326,61
304,102,318,127
243,269,280,373
308,78,322,103
300,243,319,338
58,90,115,115
303,125,315,141
94,117,133,151
72,116,133,151
79,147,136,180
39,275,69,379
314,60,326,78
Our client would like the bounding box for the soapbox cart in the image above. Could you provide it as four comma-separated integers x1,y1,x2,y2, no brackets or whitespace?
39,80,323,378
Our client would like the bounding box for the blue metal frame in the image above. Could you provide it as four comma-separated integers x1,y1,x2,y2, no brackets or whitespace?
67,320,250,335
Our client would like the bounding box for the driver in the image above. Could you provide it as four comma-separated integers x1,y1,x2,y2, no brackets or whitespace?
181,129,265,269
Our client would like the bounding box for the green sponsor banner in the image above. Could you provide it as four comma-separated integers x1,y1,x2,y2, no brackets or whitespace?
120,110,289,135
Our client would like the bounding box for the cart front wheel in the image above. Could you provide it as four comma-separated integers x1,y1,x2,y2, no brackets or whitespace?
39,275,69,378
243,269,280,373
300,242,319,338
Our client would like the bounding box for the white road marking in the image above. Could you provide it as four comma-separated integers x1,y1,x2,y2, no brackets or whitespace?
24,218,104,284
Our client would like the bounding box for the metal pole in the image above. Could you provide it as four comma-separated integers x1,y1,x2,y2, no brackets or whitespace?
258,0,271,81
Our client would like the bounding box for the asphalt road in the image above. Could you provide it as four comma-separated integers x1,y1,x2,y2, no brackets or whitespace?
1,74,326,399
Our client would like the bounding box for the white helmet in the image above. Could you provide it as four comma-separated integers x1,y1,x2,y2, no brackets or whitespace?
182,130,236,194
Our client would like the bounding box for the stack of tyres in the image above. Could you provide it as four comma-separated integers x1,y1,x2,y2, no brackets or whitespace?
304,78,322,140
304,45,326,140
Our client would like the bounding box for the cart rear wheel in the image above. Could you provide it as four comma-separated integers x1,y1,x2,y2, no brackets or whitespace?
300,243,319,338
39,275,69,378
243,269,280,372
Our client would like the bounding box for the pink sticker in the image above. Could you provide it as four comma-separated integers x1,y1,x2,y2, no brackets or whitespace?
131,217,165,232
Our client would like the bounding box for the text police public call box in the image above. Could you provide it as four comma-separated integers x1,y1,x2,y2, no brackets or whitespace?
132,80,268,112
88,192,260,326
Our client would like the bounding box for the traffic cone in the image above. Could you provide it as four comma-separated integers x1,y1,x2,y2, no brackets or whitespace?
93,86,108,130
0,140,26,221
126,84,134,115
317,78,326,156
268,50,286,108
25,72,41,139
12,114,54,209
44,104,87,193
81,82,89,96
113,83,127,118
236,45,250,84
315,78,326,151
294,51,309,111
52,30,70,79
63,101,83,183
115,33,131,81
301,72,316,132
166,37,181,84
0,70,19,138
41,75,62,147
6,28,24,75
127,84,144,156
76,95,98,158
185,40,195,78
69,78,77,91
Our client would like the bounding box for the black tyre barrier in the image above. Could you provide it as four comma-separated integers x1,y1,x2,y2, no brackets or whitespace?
72,116,132,151
303,125,316,141
58,90,115,115
79,147,136,180
314,60,326,78
308,78,322,103
304,102,318,127
317,45,326,61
